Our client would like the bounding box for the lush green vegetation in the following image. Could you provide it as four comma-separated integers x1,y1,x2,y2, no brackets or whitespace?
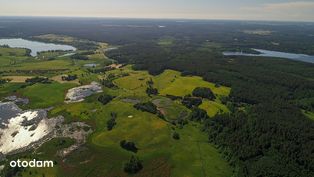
0,45,232,177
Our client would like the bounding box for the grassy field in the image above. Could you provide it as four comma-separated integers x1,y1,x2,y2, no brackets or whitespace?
154,70,231,97
302,110,314,121
19,82,77,108
200,100,229,117
2,76,33,83
13,59,73,70
0,47,28,56
158,37,175,46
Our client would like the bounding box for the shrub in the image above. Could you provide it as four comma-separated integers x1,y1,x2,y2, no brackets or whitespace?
120,140,138,153
124,156,143,174
107,112,117,131
134,102,158,114
181,96,202,108
172,132,180,140
98,94,115,105
190,107,209,122
192,87,216,100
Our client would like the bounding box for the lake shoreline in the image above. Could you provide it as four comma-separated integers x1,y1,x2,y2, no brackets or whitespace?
223,48,314,64
0,38,76,57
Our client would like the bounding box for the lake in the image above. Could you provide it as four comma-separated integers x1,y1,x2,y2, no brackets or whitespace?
0,38,76,57
223,49,314,64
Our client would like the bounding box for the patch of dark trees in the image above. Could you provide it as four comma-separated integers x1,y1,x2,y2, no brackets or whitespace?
181,96,202,109
134,101,164,118
25,77,51,85
192,87,215,100
0,79,10,85
172,132,180,140
107,112,117,131
134,102,158,114
99,78,116,88
146,78,158,96
98,94,115,105
120,140,138,153
70,53,88,60
124,155,143,174
190,107,209,122
61,74,77,81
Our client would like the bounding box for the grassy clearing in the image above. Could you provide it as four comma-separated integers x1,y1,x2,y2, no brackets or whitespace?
2,76,33,83
13,59,73,70
158,37,175,46
0,47,28,56
19,82,76,108
152,97,189,121
200,100,229,117
34,34,77,43
302,110,314,121
155,70,231,97
90,100,231,177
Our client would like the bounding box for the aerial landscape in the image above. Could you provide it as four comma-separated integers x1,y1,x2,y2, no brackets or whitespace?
0,0,314,177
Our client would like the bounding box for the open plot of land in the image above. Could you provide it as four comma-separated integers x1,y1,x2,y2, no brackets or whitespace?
0,47,28,56
19,82,76,108
154,70,231,97
12,59,73,70
200,100,229,117
152,97,189,121
2,76,33,83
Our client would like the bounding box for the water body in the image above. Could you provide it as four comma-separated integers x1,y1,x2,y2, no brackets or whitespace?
223,49,314,64
0,38,76,57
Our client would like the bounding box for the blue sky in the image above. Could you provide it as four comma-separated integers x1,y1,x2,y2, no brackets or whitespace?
1,0,314,21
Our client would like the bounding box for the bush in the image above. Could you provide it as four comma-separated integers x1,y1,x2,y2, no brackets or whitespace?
181,96,202,108
120,140,138,153
134,102,158,114
172,132,180,140
98,94,115,105
25,77,51,84
107,112,117,131
192,87,216,100
190,107,209,122
146,87,158,96
124,156,143,174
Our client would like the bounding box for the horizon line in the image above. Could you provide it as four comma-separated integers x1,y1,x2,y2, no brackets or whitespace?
0,15,314,23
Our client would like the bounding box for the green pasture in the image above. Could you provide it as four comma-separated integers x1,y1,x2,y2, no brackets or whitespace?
200,100,230,117
19,82,76,108
154,70,231,97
